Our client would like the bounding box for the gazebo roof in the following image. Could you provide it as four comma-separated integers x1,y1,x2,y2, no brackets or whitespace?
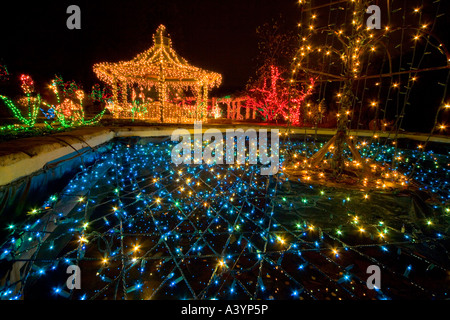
93,25,222,89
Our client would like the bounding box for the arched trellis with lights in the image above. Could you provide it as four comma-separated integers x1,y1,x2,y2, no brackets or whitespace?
93,25,222,123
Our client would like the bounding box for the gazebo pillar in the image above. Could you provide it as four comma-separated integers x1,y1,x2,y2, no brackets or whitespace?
158,61,167,123
202,85,208,121
121,81,127,114
195,85,202,121
112,81,118,118
158,81,167,123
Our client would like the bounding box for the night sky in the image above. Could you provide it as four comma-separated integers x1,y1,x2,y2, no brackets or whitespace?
0,0,300,95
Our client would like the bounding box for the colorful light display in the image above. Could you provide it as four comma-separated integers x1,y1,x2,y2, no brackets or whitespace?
0,135,448,300
0,0,449,304
216,96,256,121
0,74,106,134
0,74,40,131
246,65,315,125
93,25,222,123
44,76,106,128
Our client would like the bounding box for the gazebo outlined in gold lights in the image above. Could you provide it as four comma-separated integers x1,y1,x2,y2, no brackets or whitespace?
93,24,222,122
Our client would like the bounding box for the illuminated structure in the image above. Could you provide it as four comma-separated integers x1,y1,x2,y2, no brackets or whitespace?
284,0,450,188
216,96,256,121
93,25,222,122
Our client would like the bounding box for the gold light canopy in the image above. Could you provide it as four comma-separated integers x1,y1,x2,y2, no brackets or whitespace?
93,24,222,122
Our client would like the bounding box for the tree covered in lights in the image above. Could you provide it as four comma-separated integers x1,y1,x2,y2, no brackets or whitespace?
247,65,315,124
246,18,316,125
289,0,450,180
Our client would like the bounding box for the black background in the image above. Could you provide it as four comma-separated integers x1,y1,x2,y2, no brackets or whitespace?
0,0,300,96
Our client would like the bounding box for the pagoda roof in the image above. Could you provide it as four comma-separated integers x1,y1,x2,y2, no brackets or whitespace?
93,25,222,89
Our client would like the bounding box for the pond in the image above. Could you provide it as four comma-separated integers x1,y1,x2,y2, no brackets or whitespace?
0,135,449,300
